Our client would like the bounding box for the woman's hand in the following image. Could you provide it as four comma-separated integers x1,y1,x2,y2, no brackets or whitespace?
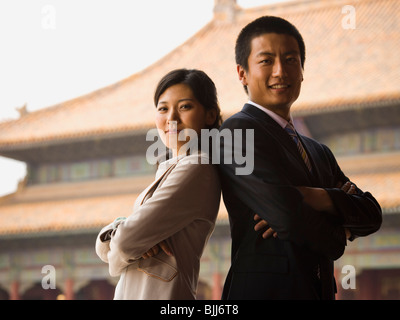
142,240,173,259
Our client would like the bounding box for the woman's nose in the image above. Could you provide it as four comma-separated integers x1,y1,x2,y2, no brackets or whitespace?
167,108,179,122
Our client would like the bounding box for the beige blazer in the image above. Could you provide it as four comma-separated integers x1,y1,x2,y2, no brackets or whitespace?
95,152,221,300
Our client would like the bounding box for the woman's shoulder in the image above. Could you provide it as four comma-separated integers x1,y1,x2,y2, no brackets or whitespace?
178,151,213,166
172,152,219,180
158,152,218,181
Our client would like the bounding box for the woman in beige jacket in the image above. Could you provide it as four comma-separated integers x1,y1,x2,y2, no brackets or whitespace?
95,69,222,299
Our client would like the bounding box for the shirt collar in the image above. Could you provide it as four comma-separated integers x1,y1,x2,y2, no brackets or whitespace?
247,100,293,129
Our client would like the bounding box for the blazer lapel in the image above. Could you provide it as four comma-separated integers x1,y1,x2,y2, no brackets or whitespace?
140,161,177,205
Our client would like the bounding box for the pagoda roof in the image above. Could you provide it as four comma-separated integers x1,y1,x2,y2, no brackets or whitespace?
0,175,229,237
0,0,399,150
0,151,398,237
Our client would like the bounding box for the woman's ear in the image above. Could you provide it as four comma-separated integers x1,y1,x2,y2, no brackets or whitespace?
206,108,218,127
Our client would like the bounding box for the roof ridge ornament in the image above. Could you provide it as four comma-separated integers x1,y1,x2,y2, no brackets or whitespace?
16,103,29,118
213,0,239,24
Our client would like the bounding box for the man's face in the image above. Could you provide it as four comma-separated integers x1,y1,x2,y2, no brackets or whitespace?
238,33,304,120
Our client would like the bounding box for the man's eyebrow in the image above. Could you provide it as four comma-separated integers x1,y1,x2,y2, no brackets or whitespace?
256,50,299,57
256,51,275,57
284,50,300,56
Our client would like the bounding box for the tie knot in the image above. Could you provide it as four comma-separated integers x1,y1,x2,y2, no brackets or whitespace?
286,120,295,129
285,122,297,136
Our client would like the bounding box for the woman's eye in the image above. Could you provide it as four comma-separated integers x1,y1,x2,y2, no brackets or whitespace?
157,106,168,112
180,104,192,110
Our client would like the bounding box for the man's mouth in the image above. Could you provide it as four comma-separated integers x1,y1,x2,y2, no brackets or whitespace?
269,84,290,89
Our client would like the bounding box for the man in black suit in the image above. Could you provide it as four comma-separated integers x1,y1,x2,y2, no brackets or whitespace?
219,16,382,300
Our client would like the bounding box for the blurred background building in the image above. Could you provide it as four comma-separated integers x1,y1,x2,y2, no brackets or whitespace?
0,0,399,299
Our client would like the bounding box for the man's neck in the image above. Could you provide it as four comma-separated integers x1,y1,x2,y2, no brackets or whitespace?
247,100,292,128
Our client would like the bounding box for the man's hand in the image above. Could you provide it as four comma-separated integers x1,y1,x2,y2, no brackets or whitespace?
142,240,173,259
254,214,278,239
253,182,357,241
339,181,356,195
338,181,357,240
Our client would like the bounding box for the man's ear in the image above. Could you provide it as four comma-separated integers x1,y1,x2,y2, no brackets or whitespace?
237,64,248,86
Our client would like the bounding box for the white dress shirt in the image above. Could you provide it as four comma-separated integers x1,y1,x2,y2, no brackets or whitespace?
247,100,293,129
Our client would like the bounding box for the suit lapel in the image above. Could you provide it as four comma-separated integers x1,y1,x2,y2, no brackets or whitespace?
300,136,334,187
242,104,314,184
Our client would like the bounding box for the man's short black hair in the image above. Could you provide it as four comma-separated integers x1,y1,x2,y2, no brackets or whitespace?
235,16,306,71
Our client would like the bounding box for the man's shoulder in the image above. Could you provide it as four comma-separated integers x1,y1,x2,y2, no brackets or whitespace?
301,134,336,159
301,134,328,149
224,108,250,121
220,106,260,130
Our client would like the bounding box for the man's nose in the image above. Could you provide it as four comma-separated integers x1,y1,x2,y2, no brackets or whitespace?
272,60,287,78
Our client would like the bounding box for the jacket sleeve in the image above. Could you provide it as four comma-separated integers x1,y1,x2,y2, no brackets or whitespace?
95,217,127,264
106,156,220,276
218,117,346,260
95,222,114,263
323,145,382,240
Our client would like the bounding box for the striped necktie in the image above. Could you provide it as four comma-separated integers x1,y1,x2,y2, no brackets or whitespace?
285,121,312,172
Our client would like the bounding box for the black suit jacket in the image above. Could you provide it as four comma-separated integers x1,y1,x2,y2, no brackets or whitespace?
218,104,382,300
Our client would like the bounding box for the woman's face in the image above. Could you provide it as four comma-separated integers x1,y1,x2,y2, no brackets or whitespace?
155,83,215,155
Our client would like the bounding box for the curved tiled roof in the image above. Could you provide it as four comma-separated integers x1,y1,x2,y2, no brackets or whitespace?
0,152,398,236
0,0,399,149
0,189,229,237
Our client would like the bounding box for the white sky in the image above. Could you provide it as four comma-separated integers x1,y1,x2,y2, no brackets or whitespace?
0,0,288,196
